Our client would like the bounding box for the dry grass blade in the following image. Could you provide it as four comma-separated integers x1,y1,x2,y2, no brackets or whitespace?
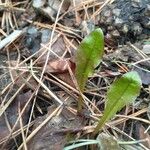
0,75,32,117
39,0,65,81
0,30,23,49
0,0,149,149
19,106,27,150
30,61,63,105
91,0,113,19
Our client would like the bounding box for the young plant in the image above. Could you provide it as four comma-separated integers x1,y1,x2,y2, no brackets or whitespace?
93,71,142,135
75,28,104,111
75,28,142,136
64,71,142,149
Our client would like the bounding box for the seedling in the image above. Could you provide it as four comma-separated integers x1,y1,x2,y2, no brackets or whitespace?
75,28,142,134
93,71,141,135
75,28,104,111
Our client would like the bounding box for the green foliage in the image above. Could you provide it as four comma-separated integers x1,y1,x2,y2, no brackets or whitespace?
65,29,142,149
94,71,142,135
75,28,104,92
74,28,141,135
63,139,99,150
63,135,145,150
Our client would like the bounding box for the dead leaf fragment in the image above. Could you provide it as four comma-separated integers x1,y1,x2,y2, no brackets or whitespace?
0,91,32,149
44,58,75,73
28,106,83,150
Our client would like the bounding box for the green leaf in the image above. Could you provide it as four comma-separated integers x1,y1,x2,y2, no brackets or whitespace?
94,71,142,135
75,28,104,92
63,139,99,150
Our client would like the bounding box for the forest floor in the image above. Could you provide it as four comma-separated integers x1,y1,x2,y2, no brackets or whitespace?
0,0,150,149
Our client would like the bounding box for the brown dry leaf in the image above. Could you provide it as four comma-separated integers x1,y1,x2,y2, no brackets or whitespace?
45,58,76,87
57,72,75,88
38,35,76,85
44,58,75,73
37,35,75,64
28,106,83,150
0,91,32,149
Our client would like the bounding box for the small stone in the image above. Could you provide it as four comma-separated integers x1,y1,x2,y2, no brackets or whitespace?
132,23,143,35
131,0,141,3
41,29,52,43
27,26,38,34
80,20,95,36
103,10,111,17
106,17,114,25
142,44,150,54
33,0,46,8
143,18,150,29
107,26,114,31
131,0,141,7
25,27,41,54
144,4,150,16
122,24,129,34
99,0,150,43
111,30,120,37
112,9,121,16
100,16,107,24
114,18,124,27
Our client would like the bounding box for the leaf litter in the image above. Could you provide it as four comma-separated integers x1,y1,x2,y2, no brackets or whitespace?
0,0,150,149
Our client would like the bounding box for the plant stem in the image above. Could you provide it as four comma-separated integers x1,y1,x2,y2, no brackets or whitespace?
93,114,107,135
77,95,83,113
